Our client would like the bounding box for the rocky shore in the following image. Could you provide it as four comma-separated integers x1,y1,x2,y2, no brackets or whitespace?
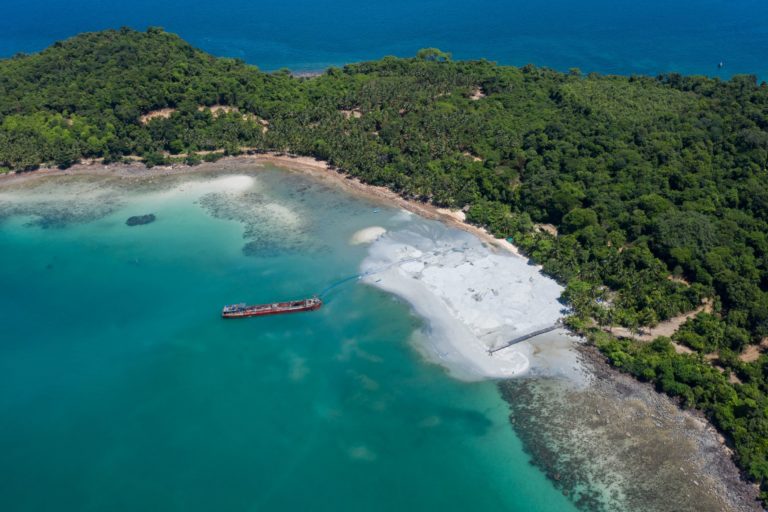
501,345,762,512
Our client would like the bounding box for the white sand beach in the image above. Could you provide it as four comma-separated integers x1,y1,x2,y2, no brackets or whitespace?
361,218,584,382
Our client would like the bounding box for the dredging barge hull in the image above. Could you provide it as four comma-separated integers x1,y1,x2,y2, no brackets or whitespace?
221,297,322,319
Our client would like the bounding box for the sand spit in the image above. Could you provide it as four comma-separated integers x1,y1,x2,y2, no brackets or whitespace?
361,220,581,382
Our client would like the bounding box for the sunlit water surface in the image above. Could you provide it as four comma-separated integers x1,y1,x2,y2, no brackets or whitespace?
0,167,577,511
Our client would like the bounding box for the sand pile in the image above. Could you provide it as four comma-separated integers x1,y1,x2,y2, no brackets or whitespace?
350,226,387,245
361,220,581,381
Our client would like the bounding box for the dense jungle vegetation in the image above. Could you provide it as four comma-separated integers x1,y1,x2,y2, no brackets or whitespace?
2,28,768,498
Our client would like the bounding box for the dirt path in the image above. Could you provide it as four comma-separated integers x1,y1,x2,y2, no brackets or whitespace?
605,300,713,343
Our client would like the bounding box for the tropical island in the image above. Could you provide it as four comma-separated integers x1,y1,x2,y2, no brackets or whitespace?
2,27,768,503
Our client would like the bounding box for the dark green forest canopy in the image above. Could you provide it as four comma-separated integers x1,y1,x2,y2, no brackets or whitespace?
3,28,768,495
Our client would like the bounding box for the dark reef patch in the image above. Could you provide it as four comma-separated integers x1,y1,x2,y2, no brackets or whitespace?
197,189,329,258
126,214,156,226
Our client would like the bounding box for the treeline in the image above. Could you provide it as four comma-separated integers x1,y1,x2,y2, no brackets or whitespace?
2,28,768,498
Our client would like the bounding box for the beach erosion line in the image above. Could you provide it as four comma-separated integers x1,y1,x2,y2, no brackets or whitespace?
358,219,586,383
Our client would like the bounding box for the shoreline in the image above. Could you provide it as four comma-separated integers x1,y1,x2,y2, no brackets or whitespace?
2,154,760,509
0,152,579,379
0,154,564,381
0,154,579,382
499,344,762,511
0,154,524,258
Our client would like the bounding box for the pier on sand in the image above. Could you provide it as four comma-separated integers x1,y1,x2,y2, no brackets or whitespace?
488,320,563,355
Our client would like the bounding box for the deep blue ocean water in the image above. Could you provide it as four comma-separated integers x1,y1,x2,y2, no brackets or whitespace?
1,0,767,79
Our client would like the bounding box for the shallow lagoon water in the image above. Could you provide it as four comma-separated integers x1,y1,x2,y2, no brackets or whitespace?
0,167,578,511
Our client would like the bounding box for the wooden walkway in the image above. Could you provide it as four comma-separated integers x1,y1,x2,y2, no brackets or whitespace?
488,322,562,355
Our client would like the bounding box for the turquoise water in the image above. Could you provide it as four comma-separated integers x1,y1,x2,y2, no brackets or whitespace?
0,168,576,511
1,0,767,79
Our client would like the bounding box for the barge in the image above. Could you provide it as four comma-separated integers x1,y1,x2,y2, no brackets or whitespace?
222,297,322,319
